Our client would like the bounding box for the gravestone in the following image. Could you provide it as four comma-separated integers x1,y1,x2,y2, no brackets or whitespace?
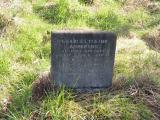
51,31,117,89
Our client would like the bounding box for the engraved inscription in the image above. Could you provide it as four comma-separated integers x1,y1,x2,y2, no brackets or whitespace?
59,39,111,73
61,39,110,57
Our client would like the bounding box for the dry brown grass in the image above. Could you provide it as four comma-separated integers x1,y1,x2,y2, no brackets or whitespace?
122,0,150,11
0,14,14,37
0,96,12,118
122,0,160,13
109,74,160,119
126,76,160,119
141,31,160,51
28,69,160,119
31,72,54,102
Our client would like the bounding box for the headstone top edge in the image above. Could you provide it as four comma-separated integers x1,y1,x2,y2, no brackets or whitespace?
51,30,116,36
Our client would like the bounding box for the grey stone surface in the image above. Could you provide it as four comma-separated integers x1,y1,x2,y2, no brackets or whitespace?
51,31,117,89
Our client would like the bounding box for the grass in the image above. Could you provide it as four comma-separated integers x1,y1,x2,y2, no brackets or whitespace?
0,0,160,119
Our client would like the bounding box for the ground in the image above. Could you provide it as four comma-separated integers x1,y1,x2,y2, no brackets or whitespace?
0,0,160,120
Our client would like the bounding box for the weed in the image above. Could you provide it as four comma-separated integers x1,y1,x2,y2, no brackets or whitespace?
0,56,10,76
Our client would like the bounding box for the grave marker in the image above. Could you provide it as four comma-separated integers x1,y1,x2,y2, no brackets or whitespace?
51,31,117,89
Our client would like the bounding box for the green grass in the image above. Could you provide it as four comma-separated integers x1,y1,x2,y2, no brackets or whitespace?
0,0,160,119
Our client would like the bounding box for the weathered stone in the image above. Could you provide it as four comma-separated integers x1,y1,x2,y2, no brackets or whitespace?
51,31,117,89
